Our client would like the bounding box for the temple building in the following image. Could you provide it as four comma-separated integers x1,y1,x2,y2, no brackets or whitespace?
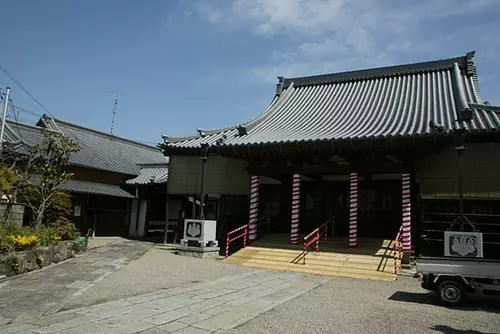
161,51,500,275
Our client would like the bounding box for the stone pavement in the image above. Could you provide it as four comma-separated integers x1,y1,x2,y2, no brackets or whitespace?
87,237,125,250
0,270,329,334
0,239,153,324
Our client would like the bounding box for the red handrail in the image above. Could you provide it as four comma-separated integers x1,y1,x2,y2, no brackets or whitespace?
303,221,329,265
393,225,404,276
226,224,248,258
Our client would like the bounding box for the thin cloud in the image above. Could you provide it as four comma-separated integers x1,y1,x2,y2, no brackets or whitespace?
189,0,500,103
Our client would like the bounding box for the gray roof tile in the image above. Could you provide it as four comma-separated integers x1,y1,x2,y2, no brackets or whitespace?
60,179,135,198
125,163,168,185
165,52,500,149
38,116,167,175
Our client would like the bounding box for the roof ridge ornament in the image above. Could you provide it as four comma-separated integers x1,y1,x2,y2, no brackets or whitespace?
451,62,473,123
276,76,284,96
237,125,247,136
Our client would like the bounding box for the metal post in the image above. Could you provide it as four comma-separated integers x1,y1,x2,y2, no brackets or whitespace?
191,195,196,218
199,158,207,220
456,145,465,231
0,87,11,148
199,144,208,220
92,211,97,238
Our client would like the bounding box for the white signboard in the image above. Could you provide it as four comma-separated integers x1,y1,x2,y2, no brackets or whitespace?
444,231,483,258
74,205,81,217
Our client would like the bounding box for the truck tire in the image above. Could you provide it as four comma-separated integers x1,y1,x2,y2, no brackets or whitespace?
437,280,466,306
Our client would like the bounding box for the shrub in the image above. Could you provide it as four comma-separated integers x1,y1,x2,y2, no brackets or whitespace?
48,219,77,240
37,226,61,247
3,234,38,252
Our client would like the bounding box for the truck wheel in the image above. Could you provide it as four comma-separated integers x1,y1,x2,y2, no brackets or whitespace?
437,280,466,306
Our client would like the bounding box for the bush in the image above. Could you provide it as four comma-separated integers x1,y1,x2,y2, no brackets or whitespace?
37,226,61,247
6,235,38,251
48,219,78,240
0,224,68,254
0,226,39,253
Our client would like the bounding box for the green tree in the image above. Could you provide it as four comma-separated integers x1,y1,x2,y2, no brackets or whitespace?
0,166,18,195
22,129,79,232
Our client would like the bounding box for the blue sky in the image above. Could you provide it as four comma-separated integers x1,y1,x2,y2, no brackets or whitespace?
1,0,499,145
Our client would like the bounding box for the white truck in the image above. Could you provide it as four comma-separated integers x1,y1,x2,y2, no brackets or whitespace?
416,256,500,306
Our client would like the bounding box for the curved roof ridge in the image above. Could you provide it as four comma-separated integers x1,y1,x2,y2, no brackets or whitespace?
469,103,500,112
165,86,294,143
283,51,476,88
197,93,282,135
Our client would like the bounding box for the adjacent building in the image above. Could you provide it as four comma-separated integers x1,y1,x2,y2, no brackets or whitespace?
3,115,168,237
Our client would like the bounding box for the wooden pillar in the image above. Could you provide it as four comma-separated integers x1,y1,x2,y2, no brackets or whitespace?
248,175,260,242
290,173,301,244
401,172,412,252
128,199,139,236
349,171,359,248
137,200,148,236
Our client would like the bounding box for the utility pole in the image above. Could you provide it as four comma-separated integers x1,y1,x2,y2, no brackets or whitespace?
0,87,11,148
110,90,120,135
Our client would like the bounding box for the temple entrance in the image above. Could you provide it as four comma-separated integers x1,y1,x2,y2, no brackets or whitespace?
302,178,402,239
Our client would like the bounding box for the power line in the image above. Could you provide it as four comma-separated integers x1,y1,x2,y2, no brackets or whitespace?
10,104,42,118
0,63,54,118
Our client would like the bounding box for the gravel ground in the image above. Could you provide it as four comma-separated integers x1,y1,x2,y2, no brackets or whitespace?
227,276,500,334
68,245,255,309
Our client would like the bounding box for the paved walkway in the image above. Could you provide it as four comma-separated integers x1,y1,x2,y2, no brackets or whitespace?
0,270,328,334
87,237,125,250
0,239,153,324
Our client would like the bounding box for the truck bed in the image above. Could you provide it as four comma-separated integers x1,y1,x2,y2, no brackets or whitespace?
416,256,500,279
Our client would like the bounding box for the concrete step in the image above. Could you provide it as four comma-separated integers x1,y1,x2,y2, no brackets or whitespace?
225,258,395,281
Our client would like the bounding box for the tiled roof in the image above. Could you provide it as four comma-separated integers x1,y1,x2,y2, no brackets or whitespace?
125,163,169,185
165,52,500,150
37,116,167,175
59,179,135,198
3,120,46,155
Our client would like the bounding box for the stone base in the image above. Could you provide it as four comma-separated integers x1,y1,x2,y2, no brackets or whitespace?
176,245,221,259
0,241,87,276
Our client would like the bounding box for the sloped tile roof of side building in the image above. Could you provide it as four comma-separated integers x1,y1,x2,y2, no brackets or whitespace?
37,115,168,176
4,118,168,183
163,51,500,151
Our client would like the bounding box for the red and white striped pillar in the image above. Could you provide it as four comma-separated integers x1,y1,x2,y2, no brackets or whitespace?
401,172,412,252
248,175,260,242
290,173,301,244
349,171,359,248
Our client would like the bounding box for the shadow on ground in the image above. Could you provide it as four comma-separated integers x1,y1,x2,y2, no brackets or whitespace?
430,325,497,334
389,291,500,313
